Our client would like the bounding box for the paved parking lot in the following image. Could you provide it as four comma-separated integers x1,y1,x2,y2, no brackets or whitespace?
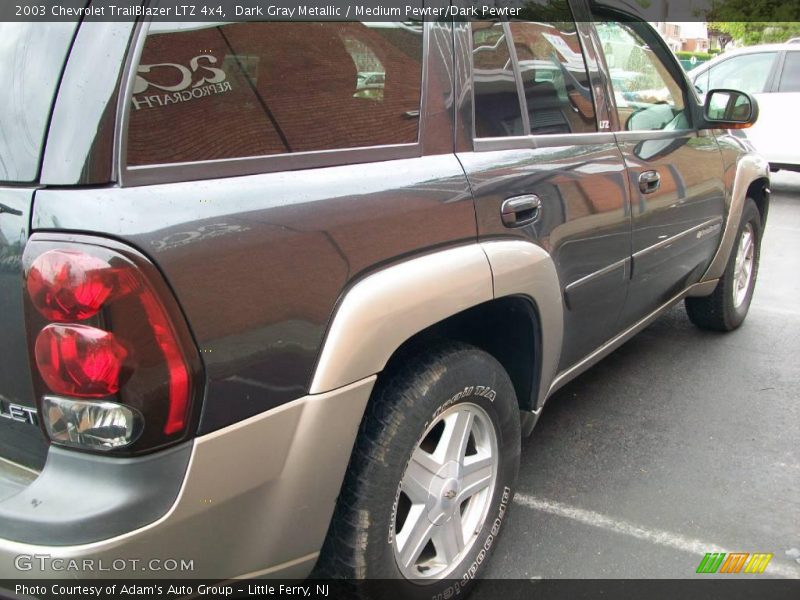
485,172,800,579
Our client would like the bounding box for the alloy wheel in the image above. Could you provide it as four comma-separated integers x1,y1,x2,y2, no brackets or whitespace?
392,402,498,581
733,223,755,308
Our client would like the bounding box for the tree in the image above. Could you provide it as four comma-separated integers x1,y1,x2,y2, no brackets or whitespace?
706,0,800,45
707,21,800,45
706,26,733,51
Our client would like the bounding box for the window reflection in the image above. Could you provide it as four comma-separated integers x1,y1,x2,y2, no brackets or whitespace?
127,22,423,166
343,37,385,100
596,22,688,132
510,21,596,135
472,22,525,138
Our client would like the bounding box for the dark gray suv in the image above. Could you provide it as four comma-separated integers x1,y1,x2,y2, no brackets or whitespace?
0,1,769,594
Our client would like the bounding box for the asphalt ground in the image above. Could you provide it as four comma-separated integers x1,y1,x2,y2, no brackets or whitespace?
483,171,800,580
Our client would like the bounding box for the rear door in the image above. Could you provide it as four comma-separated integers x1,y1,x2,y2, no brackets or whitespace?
457,5,632,374
592,17,727,328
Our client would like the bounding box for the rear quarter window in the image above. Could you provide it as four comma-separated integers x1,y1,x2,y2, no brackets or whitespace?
126,22,424,166
778,51,800,92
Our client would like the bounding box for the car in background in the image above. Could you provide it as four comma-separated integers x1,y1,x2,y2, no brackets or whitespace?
689,43,800,171
356,71,385,90
354,71,386,100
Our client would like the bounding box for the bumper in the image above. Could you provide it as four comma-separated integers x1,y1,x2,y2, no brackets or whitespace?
0,377,375,578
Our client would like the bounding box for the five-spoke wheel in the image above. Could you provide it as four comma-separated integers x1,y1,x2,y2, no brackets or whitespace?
686,197,762,331
393,404,498,579
318,343,520,596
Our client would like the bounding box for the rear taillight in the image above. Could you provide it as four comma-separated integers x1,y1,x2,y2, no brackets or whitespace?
23,235,201,455
26,249,125,321
35,324,128,398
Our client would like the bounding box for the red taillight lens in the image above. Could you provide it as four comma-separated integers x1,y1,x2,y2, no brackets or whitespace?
26,250,124,321
139,290,190,435
35,324,128,398
23,237,201,455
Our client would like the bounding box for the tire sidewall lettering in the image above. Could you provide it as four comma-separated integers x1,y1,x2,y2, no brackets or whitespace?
431,486,512,600
459,486,510,584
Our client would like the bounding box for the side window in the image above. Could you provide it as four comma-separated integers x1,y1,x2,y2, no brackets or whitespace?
509,22,597,134
693,68,710,96
126,22,423,166
595,22,688,132
708,53,777,95
472,22,525,138
778,51,800,92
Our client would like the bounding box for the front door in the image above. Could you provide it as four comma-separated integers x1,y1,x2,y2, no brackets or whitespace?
592,18,727,328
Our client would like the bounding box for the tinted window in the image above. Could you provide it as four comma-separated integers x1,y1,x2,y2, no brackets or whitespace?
705,52,776,95
510,22,596,134
472,22,525,138
779,51,800,92
127,22,423,166
596,22,689,131
0,23,77,182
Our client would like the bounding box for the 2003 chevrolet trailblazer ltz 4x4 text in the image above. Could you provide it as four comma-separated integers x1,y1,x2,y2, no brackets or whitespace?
0,0,769,596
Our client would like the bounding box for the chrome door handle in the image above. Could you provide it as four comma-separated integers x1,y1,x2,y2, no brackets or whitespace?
639,170,661,194
501,195,542,228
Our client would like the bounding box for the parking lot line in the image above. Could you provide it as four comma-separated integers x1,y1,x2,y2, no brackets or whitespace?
513,493,800,579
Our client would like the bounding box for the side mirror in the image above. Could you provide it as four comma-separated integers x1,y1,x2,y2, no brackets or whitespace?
702,89,758,129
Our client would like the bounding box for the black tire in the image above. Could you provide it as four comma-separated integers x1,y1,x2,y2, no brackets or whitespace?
317,342,520,598
685,198,762,331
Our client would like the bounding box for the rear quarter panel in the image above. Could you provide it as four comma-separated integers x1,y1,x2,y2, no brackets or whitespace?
32,158,475,433
34,22,473,433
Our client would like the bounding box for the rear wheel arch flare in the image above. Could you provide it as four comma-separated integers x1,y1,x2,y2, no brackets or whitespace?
308,241,563,408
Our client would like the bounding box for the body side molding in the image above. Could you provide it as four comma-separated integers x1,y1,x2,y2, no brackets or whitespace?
309,241,564,401
700,152,769,283
548,280,712,397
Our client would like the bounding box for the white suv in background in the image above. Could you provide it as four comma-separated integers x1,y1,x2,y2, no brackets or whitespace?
690,43,800,172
